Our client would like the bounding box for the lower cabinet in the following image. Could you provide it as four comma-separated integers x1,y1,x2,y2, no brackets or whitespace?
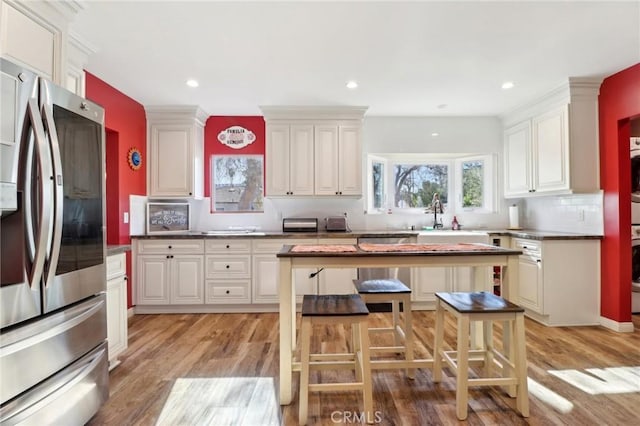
206,239,252,304
135,240,205,305
106,252,128,370
511,237,600,326
252,239,317,304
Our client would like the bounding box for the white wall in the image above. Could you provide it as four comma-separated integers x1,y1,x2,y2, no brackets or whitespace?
521,192,604,234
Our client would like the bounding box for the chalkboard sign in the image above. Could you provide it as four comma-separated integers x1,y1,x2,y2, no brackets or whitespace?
146,202,190,234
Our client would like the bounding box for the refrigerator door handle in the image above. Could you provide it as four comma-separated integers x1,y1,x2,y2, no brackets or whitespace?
40,104,63,289
24,98,53,289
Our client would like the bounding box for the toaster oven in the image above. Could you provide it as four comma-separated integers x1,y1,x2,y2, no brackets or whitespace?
325,216,349,232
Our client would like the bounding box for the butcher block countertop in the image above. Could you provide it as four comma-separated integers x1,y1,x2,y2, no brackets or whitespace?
130,229,601,241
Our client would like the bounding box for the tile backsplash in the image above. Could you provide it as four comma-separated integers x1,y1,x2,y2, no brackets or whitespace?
521,191,603,234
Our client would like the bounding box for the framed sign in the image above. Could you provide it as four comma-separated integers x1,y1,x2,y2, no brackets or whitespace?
146,202,190,234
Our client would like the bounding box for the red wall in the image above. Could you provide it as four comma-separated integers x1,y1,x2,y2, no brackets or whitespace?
204,116,266,199
86,72,147,308
599,62,640,323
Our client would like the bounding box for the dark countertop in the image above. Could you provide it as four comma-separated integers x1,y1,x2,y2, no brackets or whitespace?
129,229,602,241
107,244,132,256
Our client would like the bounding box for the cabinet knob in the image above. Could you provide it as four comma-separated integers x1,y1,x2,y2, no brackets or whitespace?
226,244,230,249
536,259,541,263
335,191,339,195
226,290,230,294
168,245,172,249
166,255,170,259
226,265,230,269
189,192,192,195
124,276,128,281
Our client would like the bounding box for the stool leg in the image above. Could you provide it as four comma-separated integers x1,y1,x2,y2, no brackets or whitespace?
514,314,530,417
299,318,312,426
358,320,374,424
483,320,494,378
403,295,415,379
432,299,445,382
353,323,362,382
456,315,470,421
392,300,401,348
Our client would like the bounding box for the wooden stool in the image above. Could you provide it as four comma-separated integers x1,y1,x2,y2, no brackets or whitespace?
298,294,374,425
352,278,415,378
432,291,529,420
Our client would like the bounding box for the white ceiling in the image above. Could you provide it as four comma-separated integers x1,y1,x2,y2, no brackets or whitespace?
71,1,640,117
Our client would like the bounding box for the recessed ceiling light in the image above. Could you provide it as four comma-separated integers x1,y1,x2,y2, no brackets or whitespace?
501,81,515,90
186,79,199,88
431,132,439,137
346,80,358,89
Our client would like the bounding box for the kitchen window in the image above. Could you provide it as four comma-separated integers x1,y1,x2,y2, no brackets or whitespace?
211,155,264,213
367,154,496,214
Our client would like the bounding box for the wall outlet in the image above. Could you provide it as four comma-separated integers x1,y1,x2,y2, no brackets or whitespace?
123,212,129,224
578,209,585,222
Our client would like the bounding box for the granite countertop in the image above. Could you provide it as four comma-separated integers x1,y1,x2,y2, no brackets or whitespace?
130,229,602,241
107,244,132,256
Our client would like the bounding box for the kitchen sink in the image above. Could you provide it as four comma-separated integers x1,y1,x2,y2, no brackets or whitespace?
417,230,489,243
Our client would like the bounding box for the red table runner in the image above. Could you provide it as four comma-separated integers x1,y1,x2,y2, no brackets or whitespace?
358,243,495,252
290,245,358,253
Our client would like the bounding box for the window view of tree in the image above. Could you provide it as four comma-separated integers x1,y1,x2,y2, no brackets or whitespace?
394,164,448,209
372,162,384,209
462,160,484,208
212,155,264,212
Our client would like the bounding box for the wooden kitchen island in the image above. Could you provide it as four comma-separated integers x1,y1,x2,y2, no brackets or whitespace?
276,242,523,405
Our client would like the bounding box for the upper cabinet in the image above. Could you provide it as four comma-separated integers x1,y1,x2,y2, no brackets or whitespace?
0,0,88,95
261,106,367,197
502,78,601,198
146,106,208,199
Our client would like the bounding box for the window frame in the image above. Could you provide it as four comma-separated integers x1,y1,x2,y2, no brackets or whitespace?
366,153,496,215
210,154,265,214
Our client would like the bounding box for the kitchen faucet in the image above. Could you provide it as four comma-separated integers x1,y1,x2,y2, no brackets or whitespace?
431,193,444,229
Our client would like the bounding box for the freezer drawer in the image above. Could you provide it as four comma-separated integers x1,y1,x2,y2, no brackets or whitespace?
0,294,107,404
0,341,108,425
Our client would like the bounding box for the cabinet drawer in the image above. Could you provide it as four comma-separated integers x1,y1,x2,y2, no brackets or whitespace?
511,238,541,256
206,255,251,278
106,253,126,280
205,239,252,253
205,280,251,304
252,239,316,253
137,239,204,254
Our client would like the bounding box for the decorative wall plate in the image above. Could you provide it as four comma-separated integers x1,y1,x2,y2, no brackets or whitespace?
128,147,142,170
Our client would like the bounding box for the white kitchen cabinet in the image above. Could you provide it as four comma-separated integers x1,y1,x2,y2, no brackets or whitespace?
135,239,205,305
314,125,362,196
206,239,252,304
316,238,358,294
511,237,600,326
503,79,600,198
146,106,207,199
261,106,367,198
265,124,315,196
252,239,317,304
106,253,128,370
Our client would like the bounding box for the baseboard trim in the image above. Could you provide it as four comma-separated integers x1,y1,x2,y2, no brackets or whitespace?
599,316,635,332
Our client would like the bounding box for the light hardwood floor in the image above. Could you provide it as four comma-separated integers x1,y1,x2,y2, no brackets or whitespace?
88,312,640,425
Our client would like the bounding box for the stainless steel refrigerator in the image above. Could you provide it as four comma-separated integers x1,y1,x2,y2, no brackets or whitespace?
0,58,108,424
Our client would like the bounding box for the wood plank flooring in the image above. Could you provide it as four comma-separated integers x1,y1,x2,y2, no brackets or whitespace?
88,312,640,425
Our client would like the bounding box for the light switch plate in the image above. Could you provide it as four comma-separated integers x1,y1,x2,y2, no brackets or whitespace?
123,212,129,223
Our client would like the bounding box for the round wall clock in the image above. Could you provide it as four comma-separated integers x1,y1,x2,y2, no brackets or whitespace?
127,148,142,170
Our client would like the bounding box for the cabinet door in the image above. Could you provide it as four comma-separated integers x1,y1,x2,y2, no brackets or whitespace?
517,256,543,314
252,254,279,303
318,268,357,295
532,106,569,193
411,267,450,303
504,121,532,197
338,125,362,195
137,256,170,305
314,124,340,195
171,255,204,304
149,124,192,197
265,124,290,196
289,124,315,195
0,2,58,81
106,276,127,368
